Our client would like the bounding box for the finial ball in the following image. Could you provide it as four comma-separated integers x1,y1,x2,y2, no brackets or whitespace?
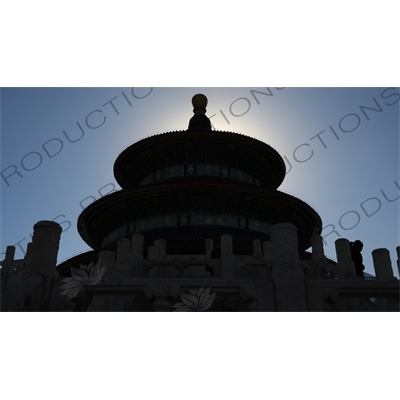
192,94,208,114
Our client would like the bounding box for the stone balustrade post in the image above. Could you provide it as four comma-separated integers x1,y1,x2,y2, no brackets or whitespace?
87,250,115,312
98,250,115,271
311,235,327,278
396,246,400,277
116,238,132,275
270,223,307,311
117,238,131,262
22,242,33,279
148,239,166,261
221,235,234,279
311,235,325,260
335,238,356,279
22,221,62,307
263,241,272,261
372,248,394,279
4,245,15,267
253,239,262,258
1,246,15,291
205,239,213,259
154,239,166,259
131,234,144,256
131,234,144,276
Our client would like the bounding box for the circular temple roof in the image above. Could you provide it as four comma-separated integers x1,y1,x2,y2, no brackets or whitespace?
114,130,286,190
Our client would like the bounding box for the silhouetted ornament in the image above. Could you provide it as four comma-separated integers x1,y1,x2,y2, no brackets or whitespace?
188,94,212,132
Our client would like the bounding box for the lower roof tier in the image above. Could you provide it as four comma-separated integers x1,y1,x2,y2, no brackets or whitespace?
78,181,322,251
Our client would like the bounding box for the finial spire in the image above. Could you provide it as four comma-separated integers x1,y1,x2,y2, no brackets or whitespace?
192,94,208,115
188,94,212,132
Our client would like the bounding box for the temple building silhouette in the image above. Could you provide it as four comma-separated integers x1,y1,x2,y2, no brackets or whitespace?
1,94,399,311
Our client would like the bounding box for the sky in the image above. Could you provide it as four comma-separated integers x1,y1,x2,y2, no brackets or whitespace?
1,87,399,277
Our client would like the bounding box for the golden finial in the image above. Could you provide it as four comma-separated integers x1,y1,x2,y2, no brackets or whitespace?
192,94,208,115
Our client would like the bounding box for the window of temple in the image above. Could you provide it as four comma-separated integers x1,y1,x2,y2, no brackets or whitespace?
102,213,273,247
139,164,262,186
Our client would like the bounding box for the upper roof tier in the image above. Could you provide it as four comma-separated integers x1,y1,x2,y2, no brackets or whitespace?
114,95,286,190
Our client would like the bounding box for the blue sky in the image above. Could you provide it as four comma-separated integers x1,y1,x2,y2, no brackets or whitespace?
1,87,399,277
